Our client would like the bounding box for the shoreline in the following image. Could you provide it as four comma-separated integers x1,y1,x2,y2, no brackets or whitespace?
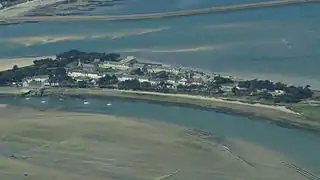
1,0,318,23
1,87,319,131
44,88,320,131
0,56,55,71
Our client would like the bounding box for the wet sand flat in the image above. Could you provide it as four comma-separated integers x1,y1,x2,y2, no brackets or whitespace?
1,27,169,47
0,106,312,180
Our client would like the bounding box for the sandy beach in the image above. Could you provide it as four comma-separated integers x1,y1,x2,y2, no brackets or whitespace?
0,0,64,18
0,56,55,71
0,105,313,180
119,89,300,114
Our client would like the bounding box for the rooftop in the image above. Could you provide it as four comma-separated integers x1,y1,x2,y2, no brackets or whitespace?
118,74,150,80
102,61,126,65
23,75,49,81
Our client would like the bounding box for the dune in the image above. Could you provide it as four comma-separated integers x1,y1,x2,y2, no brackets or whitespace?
0,56,55,71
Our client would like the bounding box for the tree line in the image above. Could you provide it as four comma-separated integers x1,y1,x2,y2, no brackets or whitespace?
233,79,313,103
56,49,120,64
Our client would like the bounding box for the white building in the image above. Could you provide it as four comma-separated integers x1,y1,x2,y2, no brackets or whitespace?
117,76,134,82
22,75,50,87
137,77,150,83
149,66,180,75
166,79,176,84
120,56,137,64
148,80,158,85
190,82,202,85
220,85,234,92
99,61,130,71
176,78,188,86
117,75,155,84
68,71,102,80
23,75,49,83
270,90,286,96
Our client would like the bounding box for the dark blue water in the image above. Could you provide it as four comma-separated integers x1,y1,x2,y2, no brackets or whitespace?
1,96,320,174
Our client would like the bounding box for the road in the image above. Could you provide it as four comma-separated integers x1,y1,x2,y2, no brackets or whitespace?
1,0,319,22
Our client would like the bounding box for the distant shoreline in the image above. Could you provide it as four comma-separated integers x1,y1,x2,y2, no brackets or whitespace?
1,87,319,131
1,0,318,24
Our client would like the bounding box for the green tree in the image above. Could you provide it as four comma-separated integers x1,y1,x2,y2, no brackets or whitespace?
12,65,18,71
130,68,144,76
77,81,88,88
214,76,233,84
140,81,152,90
98,74,118,87
118,79,141,90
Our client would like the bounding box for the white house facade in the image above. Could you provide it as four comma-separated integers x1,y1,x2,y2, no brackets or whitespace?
99,61,130,70
68,71,102,79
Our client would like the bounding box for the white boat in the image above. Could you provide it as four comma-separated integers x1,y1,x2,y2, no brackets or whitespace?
41,100,46,104
106,102,112,106
83,101,90,105
25,97,31,100
281,38,292,49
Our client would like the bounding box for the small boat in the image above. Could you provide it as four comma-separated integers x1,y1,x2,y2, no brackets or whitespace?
106,102,112,106
41,100,46,104
83,101,90,105
281,38,292,49
25,97,31,100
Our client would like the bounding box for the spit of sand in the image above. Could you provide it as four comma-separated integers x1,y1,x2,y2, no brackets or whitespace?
0,56,55,71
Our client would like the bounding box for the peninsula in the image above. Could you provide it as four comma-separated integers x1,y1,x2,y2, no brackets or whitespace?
0,50,320,130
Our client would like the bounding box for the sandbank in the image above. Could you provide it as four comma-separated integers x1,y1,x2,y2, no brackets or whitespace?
0,105,313,180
